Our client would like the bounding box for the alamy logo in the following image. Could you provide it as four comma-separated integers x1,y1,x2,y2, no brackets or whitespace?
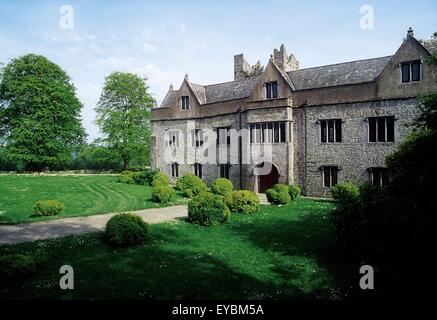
359,265,374,290
59,265,74,290
59,5,74,30
359,5,374,30
163,121,274,176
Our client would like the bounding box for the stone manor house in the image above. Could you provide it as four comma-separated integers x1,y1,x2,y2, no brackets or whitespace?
151,28,437,197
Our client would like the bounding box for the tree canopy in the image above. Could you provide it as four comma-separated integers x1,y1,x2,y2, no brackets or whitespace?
0,54,85,171
95,72,154,169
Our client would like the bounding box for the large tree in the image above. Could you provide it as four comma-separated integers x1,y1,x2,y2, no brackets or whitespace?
95,72,154,169
0,54,85,171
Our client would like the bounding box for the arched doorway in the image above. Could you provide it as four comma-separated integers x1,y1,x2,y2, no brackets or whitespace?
256,162,279,193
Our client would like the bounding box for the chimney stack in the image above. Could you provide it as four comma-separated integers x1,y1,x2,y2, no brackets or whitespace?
273,44,299,71
234,54,253,81
407,27,414,38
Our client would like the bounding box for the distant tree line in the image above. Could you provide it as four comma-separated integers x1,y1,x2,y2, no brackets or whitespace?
0,54,154,172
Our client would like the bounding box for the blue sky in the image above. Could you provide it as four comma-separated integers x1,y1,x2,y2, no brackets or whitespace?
1,0,436,141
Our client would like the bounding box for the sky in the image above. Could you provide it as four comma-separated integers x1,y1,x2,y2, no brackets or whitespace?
1,0,436,141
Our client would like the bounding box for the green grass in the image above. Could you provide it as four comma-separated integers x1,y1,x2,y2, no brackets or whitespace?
0,198,358,299
0,174,185,224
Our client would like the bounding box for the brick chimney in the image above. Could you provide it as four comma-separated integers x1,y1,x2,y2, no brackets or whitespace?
273,44,299,71
234,54,253,81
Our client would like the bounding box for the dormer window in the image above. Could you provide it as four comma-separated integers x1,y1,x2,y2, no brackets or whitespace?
401,61,421,83
265,81,278,99
181,96,190,109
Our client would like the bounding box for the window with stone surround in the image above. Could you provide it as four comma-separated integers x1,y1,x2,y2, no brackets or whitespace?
181,96,190,109
192,129,203,147
171,163,179,178
320,119,342,143
194,163,203,179
216,127,231,145
401,60,421,83
368,167,389,187
265,81,278,99
250,122,286,143
322,166,338,187
368,116,395,142
219,164,231,179
167,130,179,147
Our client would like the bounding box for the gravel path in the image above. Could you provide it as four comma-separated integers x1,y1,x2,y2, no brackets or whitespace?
0,205,187,245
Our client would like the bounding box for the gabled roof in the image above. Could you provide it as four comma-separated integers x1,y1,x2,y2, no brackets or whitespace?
203,76,260,104
160,90,177,108
287,56,392,90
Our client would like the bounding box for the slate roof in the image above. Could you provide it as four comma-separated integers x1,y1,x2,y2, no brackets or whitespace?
202,76,260,104
287,56,393,90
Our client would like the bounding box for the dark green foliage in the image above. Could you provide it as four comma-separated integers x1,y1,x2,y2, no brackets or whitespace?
95,72,154,170
104,213,150,246
266,184,291,205
133,168,159,185
0,254,36,277
211,178,233,195
151,184,174,203
188,192,230,226
71,143,122,171
224,190,260,214
331,90,437,294
151,172,170,187
0,54,85,171
288,184,301,201
118,170,135,184
176,173,207,198
32,200,64,217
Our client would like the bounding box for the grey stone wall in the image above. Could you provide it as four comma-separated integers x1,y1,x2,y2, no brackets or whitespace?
294,98,419,197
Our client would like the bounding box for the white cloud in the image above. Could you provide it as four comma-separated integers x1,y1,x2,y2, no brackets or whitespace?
142,42,158,53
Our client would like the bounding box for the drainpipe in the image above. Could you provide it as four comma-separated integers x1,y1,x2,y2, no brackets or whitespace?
238,107,243,190
303,100,308,196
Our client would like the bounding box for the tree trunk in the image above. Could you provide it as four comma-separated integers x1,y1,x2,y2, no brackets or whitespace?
123,158,129,170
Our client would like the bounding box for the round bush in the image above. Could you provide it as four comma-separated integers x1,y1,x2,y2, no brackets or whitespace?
224,190,260,214
331,181,359,203
32,200,64,216
133,168,159,185
0,254,36,277
151,172,170,187
188,192,230,226
151,184,174,203
118,170,135,184
288,184,301,201
176,173,207,198
211,178,233,195
266,184,291,205
104,213,150,246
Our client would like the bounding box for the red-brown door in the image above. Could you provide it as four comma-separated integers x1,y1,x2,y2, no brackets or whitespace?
257,163,279,193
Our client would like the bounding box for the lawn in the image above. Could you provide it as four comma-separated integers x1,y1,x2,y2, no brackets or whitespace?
0,198,360,299
0,174,185,224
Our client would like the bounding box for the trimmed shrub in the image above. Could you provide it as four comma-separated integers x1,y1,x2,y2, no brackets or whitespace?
288,184,301,201
32,200,64,216
151,172,170,187
331,181,360,202
266,184,291,205
188,192,230,226
133,168,159,185
118,170,135,184
211,178,233,195
104,213,150,246
0,254,36,277
176,173,207,198
151,184,174,203
224,190,260,214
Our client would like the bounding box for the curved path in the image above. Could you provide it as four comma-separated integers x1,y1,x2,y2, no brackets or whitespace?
0,205,187,245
